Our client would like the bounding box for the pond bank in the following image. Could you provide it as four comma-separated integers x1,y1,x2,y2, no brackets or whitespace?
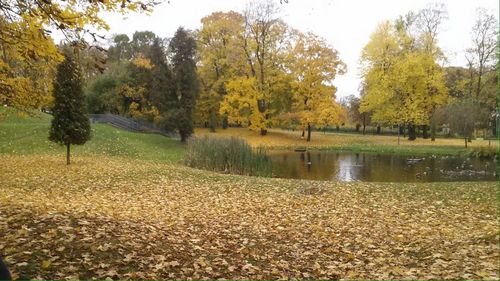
195,128,499,157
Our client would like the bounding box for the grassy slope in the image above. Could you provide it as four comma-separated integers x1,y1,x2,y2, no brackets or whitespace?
0,108,184,162
0,108,498,279
196,127,499,155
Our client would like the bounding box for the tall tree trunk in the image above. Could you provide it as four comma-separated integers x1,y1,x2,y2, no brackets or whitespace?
376,125,381,135
209,110,216,133
222,115,228,129
362,114,366,135
476,68,482,99
301,130,305,138
431,122,436,141
464,137,468,148
492,114,497,137
307,123,312,142
257,99,267,136
397,124,400,145
66,143,70,165
408,124,416,141
399,125,405,135
422,125,429,139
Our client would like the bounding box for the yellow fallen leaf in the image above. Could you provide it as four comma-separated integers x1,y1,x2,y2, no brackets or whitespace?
42,260,51,269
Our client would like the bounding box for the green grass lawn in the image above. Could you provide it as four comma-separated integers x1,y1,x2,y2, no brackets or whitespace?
0,108,184,162
0,108,498,280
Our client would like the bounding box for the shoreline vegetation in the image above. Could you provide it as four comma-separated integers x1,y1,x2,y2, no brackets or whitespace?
195,128,498,157
184,136,272,177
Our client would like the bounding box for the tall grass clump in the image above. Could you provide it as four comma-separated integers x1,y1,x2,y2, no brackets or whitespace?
184,136,273,177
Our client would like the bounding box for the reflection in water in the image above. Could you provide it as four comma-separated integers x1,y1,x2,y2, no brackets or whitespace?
337,154,354,181
268,150,498,182
306,152,311,173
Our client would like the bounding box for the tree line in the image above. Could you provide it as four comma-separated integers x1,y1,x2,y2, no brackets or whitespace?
86,1,346,142
1,0,498,145
79,2,500,143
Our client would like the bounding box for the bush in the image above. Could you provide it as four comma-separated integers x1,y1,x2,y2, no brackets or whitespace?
184,136,272,177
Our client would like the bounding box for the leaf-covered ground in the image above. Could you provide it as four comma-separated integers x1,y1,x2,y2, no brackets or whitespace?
0,155,498,280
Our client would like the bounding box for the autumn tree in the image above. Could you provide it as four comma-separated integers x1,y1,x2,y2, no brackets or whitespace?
359,22,401,130
360,19,448,141
195,3,298,135
466,8,498,100
344,95,364,132
414,3,448,140
0,0,159,111
220,0,291,135
169,27,199,142
440,100,481,148
289,32,346,141
195,11,247,131
465,8,499,135
415,3,448,59
49,51,91,165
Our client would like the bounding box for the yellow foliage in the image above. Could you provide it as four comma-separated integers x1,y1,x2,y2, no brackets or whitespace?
132,57,153,69
119,85,159,121
290,32,346,132
220,77,268,131
0,0,156,111
360,21,449,126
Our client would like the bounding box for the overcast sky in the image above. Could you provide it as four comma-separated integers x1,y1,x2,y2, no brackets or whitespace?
100,0,499,99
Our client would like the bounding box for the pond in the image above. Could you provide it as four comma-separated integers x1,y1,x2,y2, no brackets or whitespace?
268,150,498,182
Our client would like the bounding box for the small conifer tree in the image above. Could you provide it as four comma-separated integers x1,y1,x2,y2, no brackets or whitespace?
49,51,91,164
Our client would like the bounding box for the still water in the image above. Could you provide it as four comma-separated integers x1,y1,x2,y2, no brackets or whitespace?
268,150,498,182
